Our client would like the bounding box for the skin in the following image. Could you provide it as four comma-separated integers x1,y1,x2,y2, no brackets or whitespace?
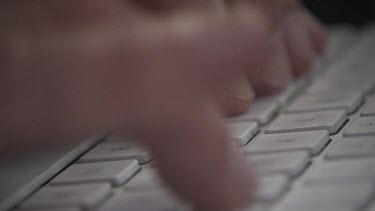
0,1,327,210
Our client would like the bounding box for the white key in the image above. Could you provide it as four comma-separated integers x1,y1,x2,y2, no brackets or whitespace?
305,159,375,185
369,204,375,211
266,110,347,135
257,175,289,202
125,168,163,191
230,97,280,126
244,131,330,156
328,64,375,79
307,74,375,94
326,137,375,159
247,151,310,178
79,142,152,164
344,117,375,137
362,98,375,117
99,191,182,211
275,184,374,211
286,92,364,114
228,122,259,146
51,160,139,186
20,184,111,210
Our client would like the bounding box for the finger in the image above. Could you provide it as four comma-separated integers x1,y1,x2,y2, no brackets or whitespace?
284,12,317,77
117,12,268,209
129,0,226,14
1,9,267,210
220,77,255,117
299,9,328,55
250,33,293,95
227,0,299,30
141,103,255,211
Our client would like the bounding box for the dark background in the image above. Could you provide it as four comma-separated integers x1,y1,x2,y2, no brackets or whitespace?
304,0,375,25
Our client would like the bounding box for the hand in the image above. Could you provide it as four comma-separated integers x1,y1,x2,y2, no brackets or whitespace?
0,1,326,210
219,0,327,115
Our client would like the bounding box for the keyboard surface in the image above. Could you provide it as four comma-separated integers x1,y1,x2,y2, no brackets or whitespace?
12,25,375,211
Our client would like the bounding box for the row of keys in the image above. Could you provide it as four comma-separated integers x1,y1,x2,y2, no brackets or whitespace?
272,28,375,211
266,110,347,135
35,108,364,207
306,71,375,94
231,79,307,126
275,183,375,211
305,158,375,185
345,116,375,137
17,29,375,211
99,190,185,211
51,160,140,187
362,97,375,116
20,183,112,210
265,111,375,139
237,94,375,209
326,137,375,159
244,130,330,156
76,95,374,169
18,158,295,211
247,151,310,178
79,141,152,165
286,92,364,114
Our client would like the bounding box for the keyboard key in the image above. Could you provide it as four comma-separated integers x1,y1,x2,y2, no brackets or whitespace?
305,159,375,185
362,98,375,117
266,110,347,135
369,204,375,211
230,97,280,126
51,160,139,187
344,117,375,137
20,184,111,210
247,151,310,178
326,137,375,159
124,168,163,191
275,184,374,211
307,73,375,94
244,131,330,156
99,191,183,211
329,61,375,78
79,142,152,164
257,175,289,202
286,92,364,114
228,122,259,146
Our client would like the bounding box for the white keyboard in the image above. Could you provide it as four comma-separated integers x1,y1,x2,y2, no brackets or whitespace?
13,26,375,211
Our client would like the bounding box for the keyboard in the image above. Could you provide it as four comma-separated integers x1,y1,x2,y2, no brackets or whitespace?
12,25,375,211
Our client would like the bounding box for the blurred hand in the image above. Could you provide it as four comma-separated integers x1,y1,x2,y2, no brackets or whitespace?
220,0,327,115
0,1,326,210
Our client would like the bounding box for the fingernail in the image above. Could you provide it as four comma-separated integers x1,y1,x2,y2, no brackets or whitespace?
259,34,292,93
225,78,254,102
222,78,254,116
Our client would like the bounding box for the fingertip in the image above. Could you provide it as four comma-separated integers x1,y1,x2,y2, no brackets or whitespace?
221,78,255,117
301,10,329,55
252,34,292,96
142,105,256,211
284,13,317,77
